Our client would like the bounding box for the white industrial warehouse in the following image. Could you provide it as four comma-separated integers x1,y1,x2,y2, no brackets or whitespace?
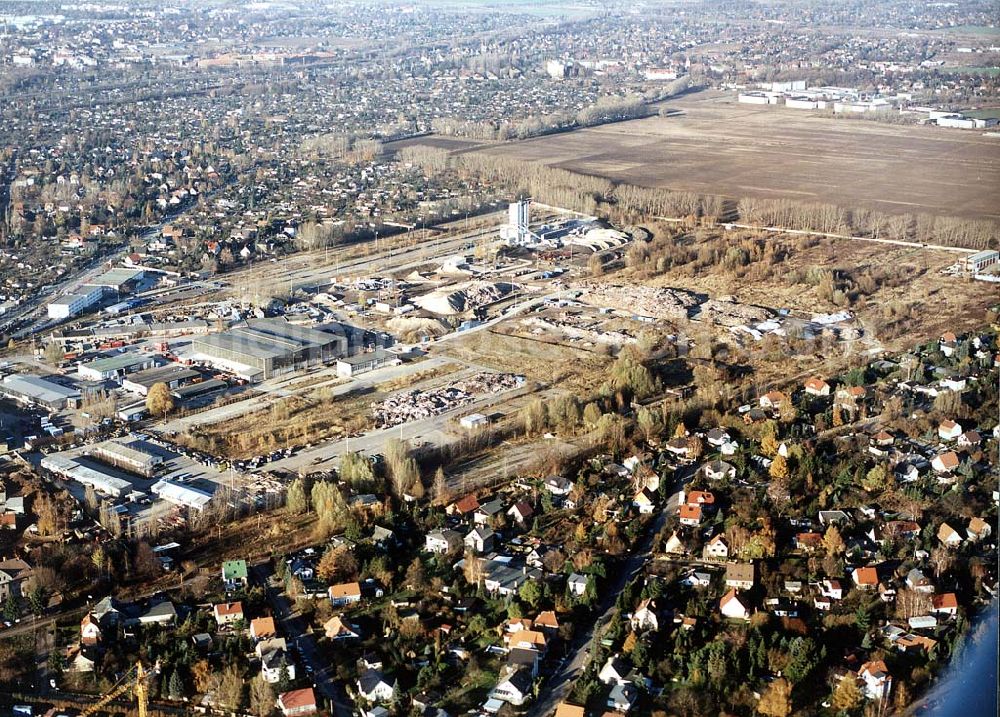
151,480,214,511
90,437,164,477
41,454,133,498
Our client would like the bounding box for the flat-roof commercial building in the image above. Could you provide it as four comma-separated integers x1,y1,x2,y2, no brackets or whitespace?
41,454,132,498
89,437,163,477
738,92,780,105
1,374,81,410
122,365,202,396
78,354,162,382
335,349,400,378
91,267,145,292
117,401,147,422
47,285,106,320
151,480,214,511
171,379,227,402
191,318,347,380
962,250,999,275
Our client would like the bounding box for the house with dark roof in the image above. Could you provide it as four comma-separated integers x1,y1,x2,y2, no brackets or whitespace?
465,526,496,554
0,558,33,605
507,501,535,525
261,647,295,684
490,667,534,706
357,668,396,703
130,599,177,626
425,529,463,554
608,682,640,713
598,655,631,685
474,498,505,525
567,572,589,597
482,559,541,597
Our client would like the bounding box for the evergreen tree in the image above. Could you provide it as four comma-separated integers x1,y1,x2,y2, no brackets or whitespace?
3,596,19,621
168,669,185,700
277,658,292,692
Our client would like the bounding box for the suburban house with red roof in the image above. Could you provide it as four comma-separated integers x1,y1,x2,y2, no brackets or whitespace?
938,420,963,441
858,661,892,700
931,593,959,617
804,377,830,396
213,601,244,626
851,566,879,590
277,687,317,717
720,589,751,620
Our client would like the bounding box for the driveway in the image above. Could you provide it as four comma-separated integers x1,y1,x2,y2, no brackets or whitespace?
250,562,355,717
527,465,684,717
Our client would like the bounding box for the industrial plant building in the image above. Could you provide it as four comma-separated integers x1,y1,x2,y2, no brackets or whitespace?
90,267,145,292
961,250,999,275
78,353,161,382
48,285,107,320
336,348,400,378
46,268,146,320
122,365,202,396
1,373,81,410
89,437,163,477
41,453,132,498
500,200,535,245
151,479,214,511
191,318,347,380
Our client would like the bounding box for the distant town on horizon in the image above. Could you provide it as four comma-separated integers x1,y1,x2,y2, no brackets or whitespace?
0,2,997,717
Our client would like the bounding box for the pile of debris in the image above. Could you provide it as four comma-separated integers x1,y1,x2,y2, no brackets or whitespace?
414,281,518,316
386,316,450,342
578,284,701,320
579,284,777,328
372,373,525,427
523,315,636,346
694,297,774,327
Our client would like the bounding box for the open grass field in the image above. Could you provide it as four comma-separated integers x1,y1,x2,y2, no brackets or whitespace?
440,328,612,395
470,91,1000,221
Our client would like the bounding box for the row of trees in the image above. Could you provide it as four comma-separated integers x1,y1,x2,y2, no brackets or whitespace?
431,94,648,143
421,139,999,250
736,196,998,249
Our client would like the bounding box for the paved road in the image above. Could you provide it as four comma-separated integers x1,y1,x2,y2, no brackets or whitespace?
223,212,507,293
250,562,354,717
269,378,536,472
528,466,685,717
0,613,57,641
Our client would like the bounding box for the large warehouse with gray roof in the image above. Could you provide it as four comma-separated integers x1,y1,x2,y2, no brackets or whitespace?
191,318,347,380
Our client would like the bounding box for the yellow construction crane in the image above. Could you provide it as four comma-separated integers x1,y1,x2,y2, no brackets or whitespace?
79,661,158,717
